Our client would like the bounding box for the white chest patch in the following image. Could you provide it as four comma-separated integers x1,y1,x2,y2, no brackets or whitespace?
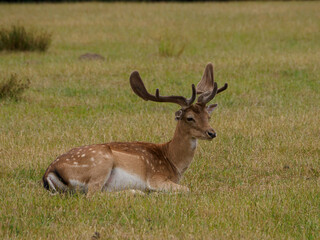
190,139,198,150
103,168,147,192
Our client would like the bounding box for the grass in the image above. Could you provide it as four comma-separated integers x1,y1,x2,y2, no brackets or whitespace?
158,34,185,57
0,25,51,52
0,2,320,239
0,74,30,100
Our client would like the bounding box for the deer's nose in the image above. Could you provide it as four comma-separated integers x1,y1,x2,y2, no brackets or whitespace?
206,130,216,139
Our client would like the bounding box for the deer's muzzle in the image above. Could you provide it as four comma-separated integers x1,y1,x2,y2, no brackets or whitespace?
206,130,216,139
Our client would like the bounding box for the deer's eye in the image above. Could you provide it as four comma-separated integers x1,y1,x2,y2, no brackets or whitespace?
186,117,195,122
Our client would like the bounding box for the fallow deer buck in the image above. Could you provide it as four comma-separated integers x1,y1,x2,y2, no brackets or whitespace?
43,63,228,194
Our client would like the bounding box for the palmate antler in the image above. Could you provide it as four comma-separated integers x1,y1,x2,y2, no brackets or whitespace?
130,71,196,109
196,63,228,105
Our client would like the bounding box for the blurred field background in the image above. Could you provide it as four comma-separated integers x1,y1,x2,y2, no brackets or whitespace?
0,2,320,239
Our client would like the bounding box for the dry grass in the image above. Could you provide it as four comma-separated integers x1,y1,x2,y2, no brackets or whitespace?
0,2,319,239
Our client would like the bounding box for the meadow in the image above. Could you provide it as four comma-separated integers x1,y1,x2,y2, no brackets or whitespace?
0,2,319,239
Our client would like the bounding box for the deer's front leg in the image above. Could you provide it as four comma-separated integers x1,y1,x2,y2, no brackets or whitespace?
147,175,189,193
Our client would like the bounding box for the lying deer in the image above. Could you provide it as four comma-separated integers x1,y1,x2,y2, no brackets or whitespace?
43,63,228,194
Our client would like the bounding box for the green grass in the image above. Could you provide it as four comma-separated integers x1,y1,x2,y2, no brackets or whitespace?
0,2,320,239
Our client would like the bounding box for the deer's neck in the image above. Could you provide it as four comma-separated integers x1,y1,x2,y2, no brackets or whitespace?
164,122,197,177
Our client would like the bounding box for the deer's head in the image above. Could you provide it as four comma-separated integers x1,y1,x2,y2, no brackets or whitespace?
130,63,228,140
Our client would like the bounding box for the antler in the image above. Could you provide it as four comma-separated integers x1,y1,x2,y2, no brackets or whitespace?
130,71,196,109
196,63,228,105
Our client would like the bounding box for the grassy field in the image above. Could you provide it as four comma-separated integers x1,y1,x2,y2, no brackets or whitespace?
0,2,320,239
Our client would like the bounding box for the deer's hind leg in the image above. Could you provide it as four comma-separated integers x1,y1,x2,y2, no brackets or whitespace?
86,147,115,197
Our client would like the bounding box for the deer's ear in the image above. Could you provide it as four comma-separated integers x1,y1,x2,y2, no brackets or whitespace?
175,109,184,120
206,104,218,115
196,63,214,94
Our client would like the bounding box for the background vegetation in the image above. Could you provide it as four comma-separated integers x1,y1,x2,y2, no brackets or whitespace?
0,2,319,239
0,25,51,52
0,74,30,100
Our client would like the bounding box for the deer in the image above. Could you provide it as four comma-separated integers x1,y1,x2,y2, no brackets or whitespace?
42,63,228,195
